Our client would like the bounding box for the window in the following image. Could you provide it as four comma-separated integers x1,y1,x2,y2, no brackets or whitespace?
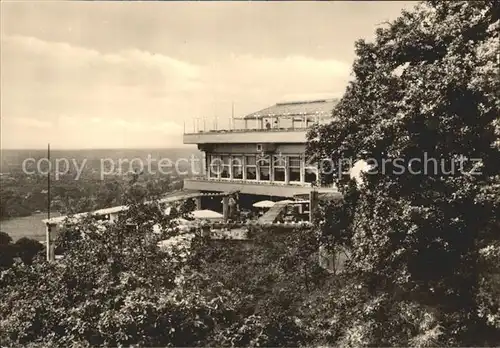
221,155,230,178
305,165,318,184
204,154,210,176
257,155,270,181
273,155,286,182
289,156,301,182
245,155,257,180
209,155,221,179
232,156,243,179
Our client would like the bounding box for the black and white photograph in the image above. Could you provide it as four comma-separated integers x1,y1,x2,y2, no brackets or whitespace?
0,0,499,346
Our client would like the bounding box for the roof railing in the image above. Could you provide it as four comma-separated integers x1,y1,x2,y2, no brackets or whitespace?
183,114,332,134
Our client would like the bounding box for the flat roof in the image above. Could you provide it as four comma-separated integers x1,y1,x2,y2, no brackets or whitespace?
243,98,338,120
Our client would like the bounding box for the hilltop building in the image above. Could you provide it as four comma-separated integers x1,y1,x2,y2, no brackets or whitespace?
183,98,342,211
43,99,342,265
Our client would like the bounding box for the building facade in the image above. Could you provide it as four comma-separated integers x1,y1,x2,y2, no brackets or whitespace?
183,99,340,201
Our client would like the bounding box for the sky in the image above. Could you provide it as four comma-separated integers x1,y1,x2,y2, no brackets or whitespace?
1,1,413,149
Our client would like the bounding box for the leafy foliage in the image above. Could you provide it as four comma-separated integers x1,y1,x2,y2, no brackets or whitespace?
0,205,331,346
0,233,44,270
307,1,499,345
14,237,44,265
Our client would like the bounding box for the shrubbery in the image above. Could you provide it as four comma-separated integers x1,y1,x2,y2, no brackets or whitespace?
0,232,44,270
308,0,499,345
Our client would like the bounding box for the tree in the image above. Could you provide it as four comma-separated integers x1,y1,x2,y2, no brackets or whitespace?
0,200,244,347
1,202,335,347
0,231,12,245
0,231,16,270
307,1,499,345
179,198,196,219
188,225,328,346
14,237,44,265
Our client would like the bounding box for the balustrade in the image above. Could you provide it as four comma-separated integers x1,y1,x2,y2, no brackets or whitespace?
183,114,330,134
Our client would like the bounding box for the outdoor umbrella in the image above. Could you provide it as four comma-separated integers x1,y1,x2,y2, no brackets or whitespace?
276,200,294,204
191,209,224,220
252,200,275,208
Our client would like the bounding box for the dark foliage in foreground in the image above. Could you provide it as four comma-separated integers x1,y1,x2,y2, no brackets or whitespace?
307,0,499,345
0,232,43,270
0,203,328,346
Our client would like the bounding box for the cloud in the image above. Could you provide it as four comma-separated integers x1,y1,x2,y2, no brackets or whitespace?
197,54,351,111
1,34,200,92
56,115,182,135
1,34,351,149
3,117,51,129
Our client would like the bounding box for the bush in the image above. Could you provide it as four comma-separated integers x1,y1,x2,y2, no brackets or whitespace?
14,237,44,265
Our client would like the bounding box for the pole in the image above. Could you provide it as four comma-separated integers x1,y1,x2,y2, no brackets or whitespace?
309,190,318,223
231,102,234,130
47,143,51,220
46,143,52,261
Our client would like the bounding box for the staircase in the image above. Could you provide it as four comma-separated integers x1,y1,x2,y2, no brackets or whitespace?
257,202,289,224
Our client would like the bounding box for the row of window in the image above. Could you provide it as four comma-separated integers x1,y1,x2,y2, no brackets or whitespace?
206,154,318,184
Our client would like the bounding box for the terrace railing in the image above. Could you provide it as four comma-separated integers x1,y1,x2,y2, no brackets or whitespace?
186,175,314,186
183,115,332,134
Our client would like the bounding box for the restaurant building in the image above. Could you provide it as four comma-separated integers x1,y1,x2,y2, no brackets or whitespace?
183,98,341,206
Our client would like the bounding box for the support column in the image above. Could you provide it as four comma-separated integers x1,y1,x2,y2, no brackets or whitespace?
195,196,202,210
203,152,208,178
309,190,319,223
300,154,305,184
222,196,229,222
242,155,247,181
206,153,212,179
285,156,290,184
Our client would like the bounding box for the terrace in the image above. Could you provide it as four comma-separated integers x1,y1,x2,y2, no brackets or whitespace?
184,176,339,198
183,99,337,144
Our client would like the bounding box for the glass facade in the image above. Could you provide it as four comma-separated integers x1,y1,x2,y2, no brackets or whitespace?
288,156,301,182
205,153,316,185
221,155,230,178
257,156,270,181
245,155,257,180
209,155,221,178
304,167,318,184
273,155,286,182
232,156,243,179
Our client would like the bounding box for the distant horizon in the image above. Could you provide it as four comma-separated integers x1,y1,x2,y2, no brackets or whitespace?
0,145,194,151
